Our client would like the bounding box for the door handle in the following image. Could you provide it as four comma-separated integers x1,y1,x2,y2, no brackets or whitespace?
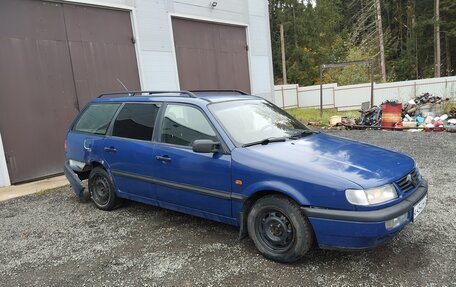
104,146,117,153
155,155,171,162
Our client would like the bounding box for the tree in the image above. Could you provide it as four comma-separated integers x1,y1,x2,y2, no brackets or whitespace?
268,0,456,85
435,0,441,77
269,0,346,85
375,0,387,81
344,0,386,81
440,0,456,75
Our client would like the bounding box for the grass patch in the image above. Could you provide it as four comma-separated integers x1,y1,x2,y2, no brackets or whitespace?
286,108,359,127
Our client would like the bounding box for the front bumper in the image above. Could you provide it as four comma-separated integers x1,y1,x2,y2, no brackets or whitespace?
301,180,428,250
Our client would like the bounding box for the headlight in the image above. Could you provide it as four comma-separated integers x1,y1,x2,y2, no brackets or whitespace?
346,184,398,206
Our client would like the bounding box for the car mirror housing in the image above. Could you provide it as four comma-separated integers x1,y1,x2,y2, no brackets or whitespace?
192,139,220,153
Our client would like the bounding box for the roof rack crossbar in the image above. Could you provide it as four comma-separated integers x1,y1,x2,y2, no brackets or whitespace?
98,90,198,98
190,89,249,95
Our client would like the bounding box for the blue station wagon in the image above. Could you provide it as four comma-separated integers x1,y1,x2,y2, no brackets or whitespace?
64,90,428,263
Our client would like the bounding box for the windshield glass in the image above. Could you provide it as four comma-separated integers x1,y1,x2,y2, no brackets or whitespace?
208,99,310,146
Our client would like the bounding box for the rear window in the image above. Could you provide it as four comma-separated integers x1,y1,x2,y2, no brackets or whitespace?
112,103,161,141
73,103,120,135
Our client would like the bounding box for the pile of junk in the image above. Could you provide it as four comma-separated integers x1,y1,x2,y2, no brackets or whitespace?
331,93,456,132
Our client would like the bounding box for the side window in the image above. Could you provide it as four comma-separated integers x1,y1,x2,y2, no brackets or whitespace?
73,103,120,135
112,103,160,141
161,104,218,146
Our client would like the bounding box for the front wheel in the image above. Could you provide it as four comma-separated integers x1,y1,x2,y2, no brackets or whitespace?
88,167,119,211
247,195,314,263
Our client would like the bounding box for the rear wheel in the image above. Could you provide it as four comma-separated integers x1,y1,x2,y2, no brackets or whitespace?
247,195,314,263
88,167,119,211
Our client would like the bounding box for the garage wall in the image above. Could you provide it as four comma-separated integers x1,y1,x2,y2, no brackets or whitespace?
0,0,140,184
172,18,251,92
75,0,274,100
0,0,81,183
63,3,141,107
0,0,274,185
247,0,275,100
0,133,10,188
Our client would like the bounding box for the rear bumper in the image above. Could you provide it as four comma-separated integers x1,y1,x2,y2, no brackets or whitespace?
64,160,85,199
302,180,428,250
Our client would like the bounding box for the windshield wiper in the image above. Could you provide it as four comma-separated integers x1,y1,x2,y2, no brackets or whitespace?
289,130,317,139
242,137,287,147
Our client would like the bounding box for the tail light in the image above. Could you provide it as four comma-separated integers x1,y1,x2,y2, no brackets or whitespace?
64,140,67,153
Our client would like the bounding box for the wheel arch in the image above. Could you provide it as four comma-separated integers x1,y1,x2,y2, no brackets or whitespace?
76,160,109,181
238,188,309,240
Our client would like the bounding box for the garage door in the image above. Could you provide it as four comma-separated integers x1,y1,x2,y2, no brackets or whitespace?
172,18,251,93
0,0,140,183
63,4,141,108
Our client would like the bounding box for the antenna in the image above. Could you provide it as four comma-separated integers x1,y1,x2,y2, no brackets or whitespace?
117,78,129,91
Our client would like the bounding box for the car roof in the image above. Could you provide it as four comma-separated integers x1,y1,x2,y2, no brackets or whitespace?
90,92,261,105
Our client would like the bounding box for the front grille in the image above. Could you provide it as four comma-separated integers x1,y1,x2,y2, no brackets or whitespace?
395,168,421,193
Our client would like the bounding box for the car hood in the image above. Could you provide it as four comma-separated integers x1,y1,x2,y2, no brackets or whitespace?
239,133,415,189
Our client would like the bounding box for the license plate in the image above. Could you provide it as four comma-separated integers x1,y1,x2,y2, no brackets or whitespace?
413,195,427,221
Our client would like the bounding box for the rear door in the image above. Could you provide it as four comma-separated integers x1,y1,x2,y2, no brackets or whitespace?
102,102,161,201
153,103,232,217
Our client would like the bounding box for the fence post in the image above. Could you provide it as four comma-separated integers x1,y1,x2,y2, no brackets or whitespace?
320,68,324,117
281,86,285,109
370,64,374,107
296,85,299,108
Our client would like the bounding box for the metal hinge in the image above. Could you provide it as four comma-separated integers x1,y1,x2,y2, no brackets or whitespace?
131,36,136,44
245,45,249,51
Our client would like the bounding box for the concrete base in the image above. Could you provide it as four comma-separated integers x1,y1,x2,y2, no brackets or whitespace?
0,175,68,202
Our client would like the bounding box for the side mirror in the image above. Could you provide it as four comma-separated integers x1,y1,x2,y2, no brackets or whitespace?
192,139,220,153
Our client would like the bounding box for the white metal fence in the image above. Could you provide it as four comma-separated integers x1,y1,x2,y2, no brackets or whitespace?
274,76,456,110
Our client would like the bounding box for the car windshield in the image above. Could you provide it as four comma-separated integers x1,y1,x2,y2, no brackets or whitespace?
208,99,312,147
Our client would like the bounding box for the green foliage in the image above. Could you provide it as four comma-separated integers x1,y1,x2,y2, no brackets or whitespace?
269,0,456,85
287,108,358,127
325,43,374,85
269,0,348,85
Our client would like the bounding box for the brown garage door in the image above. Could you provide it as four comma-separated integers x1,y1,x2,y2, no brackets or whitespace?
0,0,140,183
172,18,251,93
63,4,141,108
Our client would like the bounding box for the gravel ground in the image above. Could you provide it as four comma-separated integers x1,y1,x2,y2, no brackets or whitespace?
1,130,455,287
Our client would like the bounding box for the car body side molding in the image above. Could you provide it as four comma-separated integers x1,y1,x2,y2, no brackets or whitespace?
111,169,247,201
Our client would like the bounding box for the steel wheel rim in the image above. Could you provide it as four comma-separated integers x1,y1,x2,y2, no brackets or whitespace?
91,175,110,205
256,209,295,252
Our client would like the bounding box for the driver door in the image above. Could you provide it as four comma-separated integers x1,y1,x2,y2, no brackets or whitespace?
153,103,232,217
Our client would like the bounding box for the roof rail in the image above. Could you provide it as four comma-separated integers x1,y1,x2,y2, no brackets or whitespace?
98,90,198,98
190,89,249,95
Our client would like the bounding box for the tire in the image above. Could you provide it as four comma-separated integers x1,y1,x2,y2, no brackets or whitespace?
247,195,314,263
88,167,119,211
